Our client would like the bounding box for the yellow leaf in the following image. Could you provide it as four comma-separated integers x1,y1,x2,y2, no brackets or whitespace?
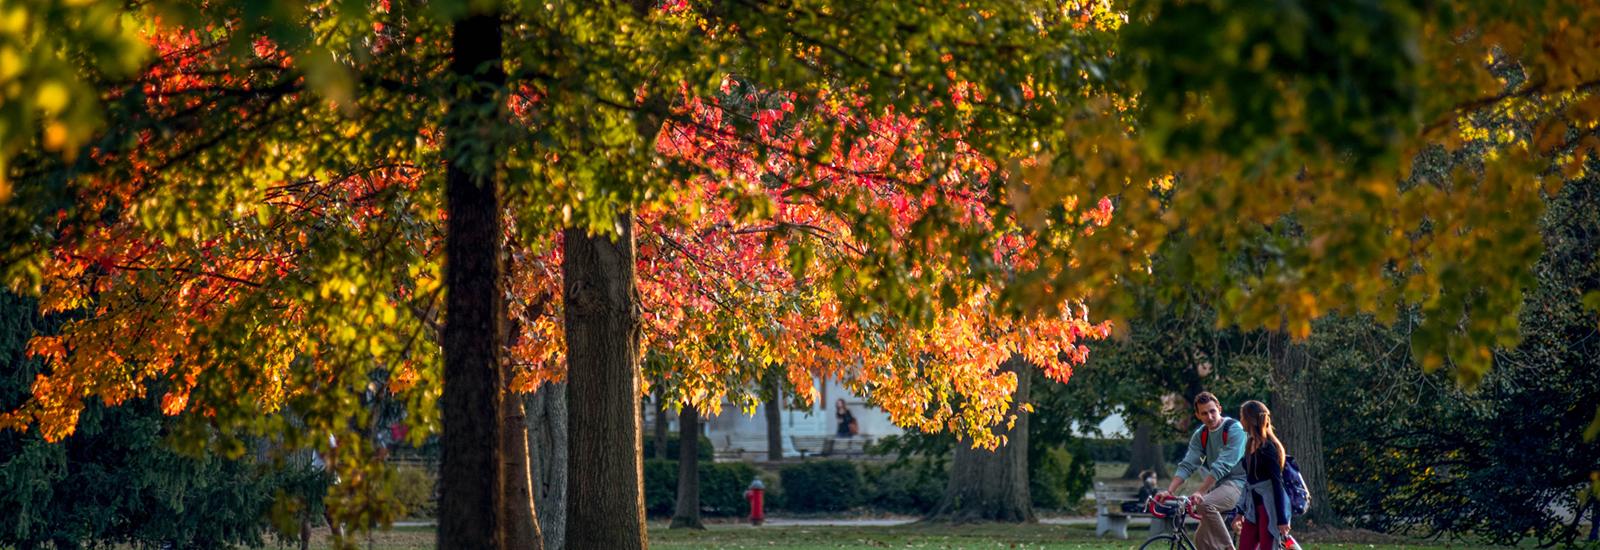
36,80,70,115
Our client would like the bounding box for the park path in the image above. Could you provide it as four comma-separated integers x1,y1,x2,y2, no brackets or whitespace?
392,516,1107,528
722,516,1106,527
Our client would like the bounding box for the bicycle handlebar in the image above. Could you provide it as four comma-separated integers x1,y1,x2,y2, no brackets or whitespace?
1146,494,1204,520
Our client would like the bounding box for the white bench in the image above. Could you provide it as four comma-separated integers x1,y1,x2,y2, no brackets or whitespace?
1093,481,1152,539
791,435,829,458
823,436,871,457
1094,482,1197,539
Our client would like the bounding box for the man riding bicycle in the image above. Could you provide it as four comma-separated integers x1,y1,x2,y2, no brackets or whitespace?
1158,392,1247,550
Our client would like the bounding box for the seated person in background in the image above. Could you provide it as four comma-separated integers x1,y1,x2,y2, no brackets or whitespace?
1122,469,1160,513
835,399,858,437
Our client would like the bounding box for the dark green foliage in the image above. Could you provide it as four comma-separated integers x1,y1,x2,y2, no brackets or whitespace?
1078,438,1186,464
1122,0,1423,170
1030,445,1094,511
642,433,714,462
872,387,1100,515
643,459,678,516
777,460,862,513
0,291,312,549
391,465,437,519
1317,170,1600,546
643,458,761,517
699,461,761,517
861,458,946,514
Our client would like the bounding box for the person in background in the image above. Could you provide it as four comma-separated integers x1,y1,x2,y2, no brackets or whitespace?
835,399,858,438
1122,469,1161,513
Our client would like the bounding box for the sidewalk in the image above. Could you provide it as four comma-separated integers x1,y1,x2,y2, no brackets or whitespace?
394,515,1111,528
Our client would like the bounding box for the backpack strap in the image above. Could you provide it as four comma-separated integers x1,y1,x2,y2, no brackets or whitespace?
1198,418,1238,462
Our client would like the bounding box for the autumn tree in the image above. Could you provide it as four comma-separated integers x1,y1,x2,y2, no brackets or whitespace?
18,1,1600,546
1012,0,1600,389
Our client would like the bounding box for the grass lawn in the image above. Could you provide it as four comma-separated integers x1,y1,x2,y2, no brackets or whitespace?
309,522,1502,549
652,523,1481,550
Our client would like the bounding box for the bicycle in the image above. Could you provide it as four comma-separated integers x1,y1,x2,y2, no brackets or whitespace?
1138,495,1200,550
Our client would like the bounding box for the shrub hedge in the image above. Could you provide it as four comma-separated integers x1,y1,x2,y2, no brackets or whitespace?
860,459,945,514
642,434,715,461
642,459,761,517
777,460,862,512
1030,445,1093,511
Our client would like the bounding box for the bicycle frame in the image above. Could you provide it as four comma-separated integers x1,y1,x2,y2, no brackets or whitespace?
1139,496,1201,550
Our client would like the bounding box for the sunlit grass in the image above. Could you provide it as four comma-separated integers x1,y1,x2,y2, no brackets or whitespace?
300,519,1510,549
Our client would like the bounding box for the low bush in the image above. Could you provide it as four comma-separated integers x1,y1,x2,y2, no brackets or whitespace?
861,458,946,514
1082,438,1131,463
1080,438,1186,471
778,460,862,512
1031,445,1093,511
643,459,761,517
392,465,437,518
642,434,714,461
643,459,678,516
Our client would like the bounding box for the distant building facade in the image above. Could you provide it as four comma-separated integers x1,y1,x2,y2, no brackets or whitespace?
651,375,1133,461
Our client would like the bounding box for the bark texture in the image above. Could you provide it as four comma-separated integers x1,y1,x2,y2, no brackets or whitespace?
1268,330,1338,527
929,356,1035,523
764,378,784,462
439,12,507,550
501,393,542,550
654,391,670,460
527,383,568,550
669,405,705,529
563,215,647,550
1123,421,1170,479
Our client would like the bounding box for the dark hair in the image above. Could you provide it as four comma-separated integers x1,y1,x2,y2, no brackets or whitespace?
1193,392,1220,411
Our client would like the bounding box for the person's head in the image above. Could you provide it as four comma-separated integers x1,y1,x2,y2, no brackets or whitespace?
1193,391,1223,430
1139,469,1157,487
835,398,847,412
1239,400,1286,468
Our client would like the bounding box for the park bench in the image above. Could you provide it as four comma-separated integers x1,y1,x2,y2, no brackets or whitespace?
1093,481,1199,538
717,433,776,461
715,435,745,460
791,435,829,458
822,436,871,457
1093,481,1152,539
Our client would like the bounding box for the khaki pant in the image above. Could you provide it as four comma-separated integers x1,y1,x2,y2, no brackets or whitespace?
1194,483,1242,550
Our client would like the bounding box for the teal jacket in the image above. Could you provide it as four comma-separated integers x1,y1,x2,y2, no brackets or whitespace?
1174,417,1247,489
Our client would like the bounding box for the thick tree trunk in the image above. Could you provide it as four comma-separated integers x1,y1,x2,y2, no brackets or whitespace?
1122,421,1170,479
654,391,670,460
929,355,1035,523
563,215,647,550
502,392,543,550
527,383,568,550
670,405,706,529
1268,330,1338,527
765,375,784,462
439,12,508,550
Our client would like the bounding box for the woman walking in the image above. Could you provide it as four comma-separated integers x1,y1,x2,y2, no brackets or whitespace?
1238,400,1290,550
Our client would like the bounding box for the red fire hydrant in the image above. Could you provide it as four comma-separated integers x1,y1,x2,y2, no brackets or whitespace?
744,477,766,526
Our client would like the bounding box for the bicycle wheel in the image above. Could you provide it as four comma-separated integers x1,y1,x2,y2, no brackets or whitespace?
1138,534,1192,550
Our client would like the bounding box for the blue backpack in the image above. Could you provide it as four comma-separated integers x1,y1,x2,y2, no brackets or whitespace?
1282,455,1311,516
1234,449,1312,518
